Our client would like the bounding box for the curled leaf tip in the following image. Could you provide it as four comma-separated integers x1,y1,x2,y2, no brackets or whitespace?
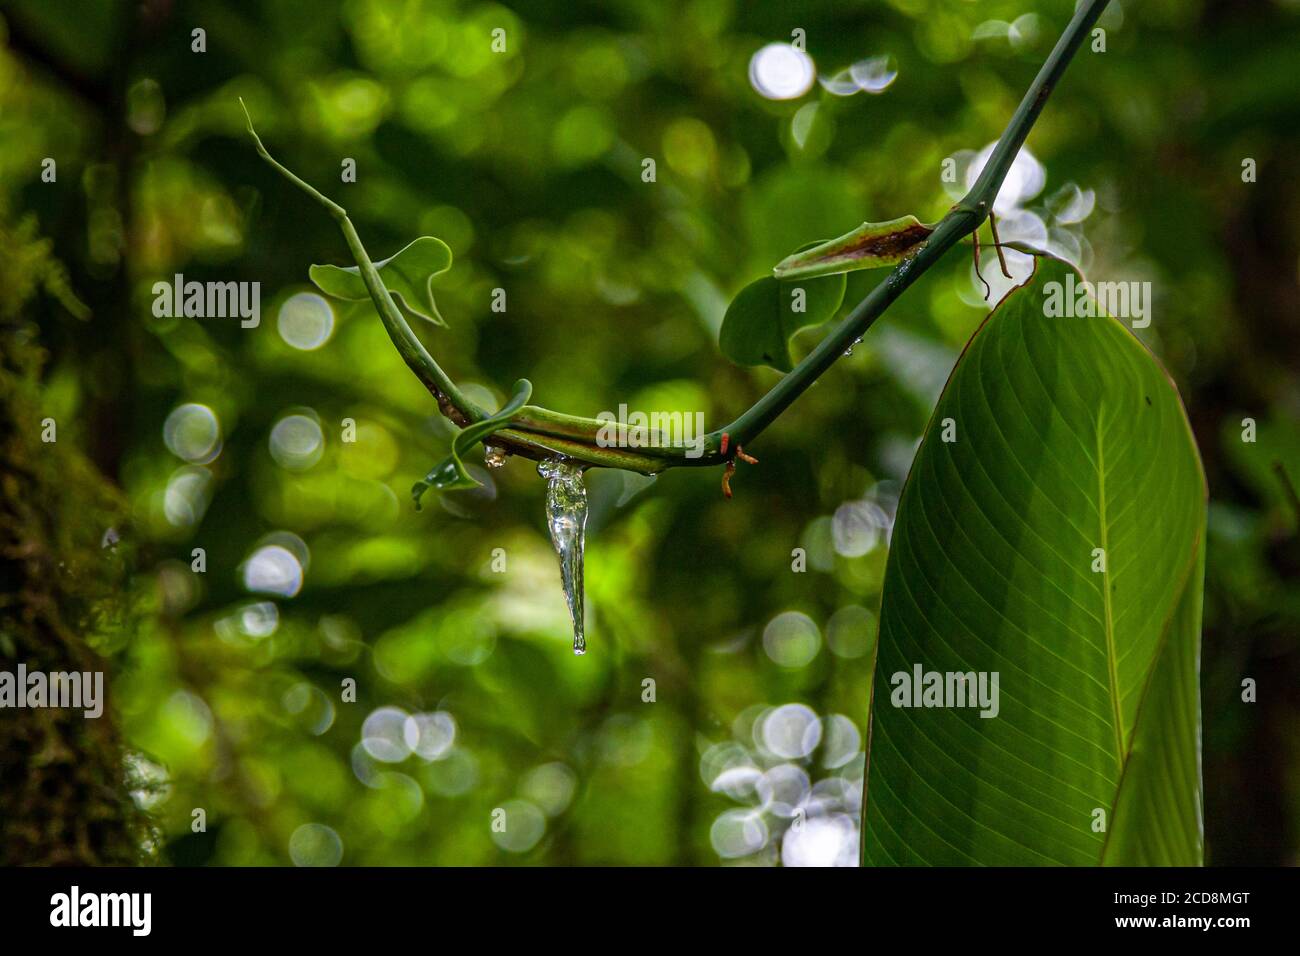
772,215,934,280
412,378,534,507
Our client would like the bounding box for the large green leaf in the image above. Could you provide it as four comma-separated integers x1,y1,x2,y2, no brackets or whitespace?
862,257,1206,866
718,268,846,372
310,236,452,327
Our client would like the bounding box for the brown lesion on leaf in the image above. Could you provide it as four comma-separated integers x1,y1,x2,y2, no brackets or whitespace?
774,217,935,279
816,223,933,268
855,222,934,259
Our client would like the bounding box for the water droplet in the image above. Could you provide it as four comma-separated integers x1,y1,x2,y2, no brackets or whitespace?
538,459,588,655
484,444,508,468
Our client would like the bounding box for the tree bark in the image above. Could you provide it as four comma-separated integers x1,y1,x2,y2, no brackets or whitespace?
0,218,145,865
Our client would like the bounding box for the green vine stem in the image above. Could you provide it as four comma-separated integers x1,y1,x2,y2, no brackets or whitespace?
241,100,486,427
242,0,1109,475
715,0,1112,449
243,101,686,472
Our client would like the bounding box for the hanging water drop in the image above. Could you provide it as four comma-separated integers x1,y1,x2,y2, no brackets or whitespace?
484,444,508,468
538,458,588,655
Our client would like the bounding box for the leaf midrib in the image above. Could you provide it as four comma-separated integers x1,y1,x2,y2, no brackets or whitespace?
1095,407,1125,774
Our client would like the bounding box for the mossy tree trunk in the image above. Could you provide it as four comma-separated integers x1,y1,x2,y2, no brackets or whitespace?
0,219,145,865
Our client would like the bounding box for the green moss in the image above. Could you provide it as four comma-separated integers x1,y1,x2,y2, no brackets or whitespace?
0,214,148,865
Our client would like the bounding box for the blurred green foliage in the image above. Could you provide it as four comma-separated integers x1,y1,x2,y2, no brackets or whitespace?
0,0,1297,865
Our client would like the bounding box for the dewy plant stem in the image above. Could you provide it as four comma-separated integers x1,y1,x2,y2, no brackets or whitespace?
244,0,1111,473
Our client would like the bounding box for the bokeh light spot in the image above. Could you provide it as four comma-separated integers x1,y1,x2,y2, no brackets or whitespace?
289,823,343,867
748,43,815,100
821,714,862,768
710,809,769,859
163,403,222,464
490,800,546,853
781,813,857,866
277,292,335,350
403,711,456,761
762,611,821,668
762,703,823,759
362,706,412,763
520,763,578,817
850,55,898,93
269,413,324,471
242,544,303,598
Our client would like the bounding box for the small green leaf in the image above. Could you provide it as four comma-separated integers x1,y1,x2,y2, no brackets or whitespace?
719,270,847,373
772,215,933,280
310,236,452,327
412,379,533,508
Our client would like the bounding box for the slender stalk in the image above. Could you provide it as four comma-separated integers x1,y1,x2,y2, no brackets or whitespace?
240,100,486,425
244,0,1108,472
717,0,1111,448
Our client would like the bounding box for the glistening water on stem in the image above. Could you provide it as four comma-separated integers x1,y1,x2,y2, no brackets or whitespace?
539,459,588,655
